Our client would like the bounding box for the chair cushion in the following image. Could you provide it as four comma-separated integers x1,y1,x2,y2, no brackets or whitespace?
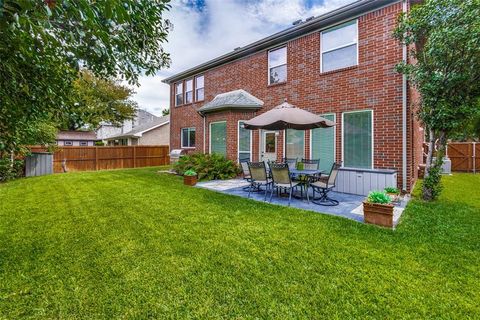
275,182,300,188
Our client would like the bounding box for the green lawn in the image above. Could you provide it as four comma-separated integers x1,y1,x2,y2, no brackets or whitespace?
0,168,479,319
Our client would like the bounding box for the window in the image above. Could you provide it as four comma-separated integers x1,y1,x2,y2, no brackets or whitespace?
195,75,204,101
64,141,73,146
343,110,373,169
79,141,88,146
181,128,196,148
185,79,193,104
321,20,358,72
210,121,227,157
268,46,287,84
311,114,335,173
175,82,183,106
285,129,305,160
238,121,251,162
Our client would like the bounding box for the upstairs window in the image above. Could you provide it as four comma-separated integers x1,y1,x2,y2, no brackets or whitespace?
175,82,183,106
195,75,204,101
268,46,287,84
321,20,358,72
185,79,193,104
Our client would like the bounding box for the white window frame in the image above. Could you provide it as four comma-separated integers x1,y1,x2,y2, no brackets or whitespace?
209,121,227,155
341,109,374,169
175,82,183,106
309,113,336,161
64,141,73,146
185,78,193,104
195,75,204,102
267,46,287,85
237,120,253,162
320,19,359,73
79,141,88,146
181,127,196,148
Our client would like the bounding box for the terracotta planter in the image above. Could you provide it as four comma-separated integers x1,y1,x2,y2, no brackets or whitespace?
363,201,394,228
184,175,197,186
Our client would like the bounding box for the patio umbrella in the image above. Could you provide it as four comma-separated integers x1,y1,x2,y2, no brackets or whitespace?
243,100,335,130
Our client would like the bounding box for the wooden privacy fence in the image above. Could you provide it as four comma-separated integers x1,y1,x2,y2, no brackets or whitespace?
447,142,479,173
29,145,170,173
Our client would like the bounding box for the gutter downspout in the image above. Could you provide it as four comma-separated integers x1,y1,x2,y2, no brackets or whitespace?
402,0,408,192
202,113,206,154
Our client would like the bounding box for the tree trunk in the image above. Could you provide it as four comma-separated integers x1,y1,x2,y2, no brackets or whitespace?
422,130,446,201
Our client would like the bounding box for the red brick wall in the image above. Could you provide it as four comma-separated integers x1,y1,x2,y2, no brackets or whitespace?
169,2,422,191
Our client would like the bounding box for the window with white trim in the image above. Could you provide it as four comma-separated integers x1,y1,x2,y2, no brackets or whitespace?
268,46,287,84
79,141,88,146
285,129,305,160
195,75,204,101
175,82,183,106
321,20,358,72
210,121,227,157
181,128,195,148
185,79,193,104
238,121,251,162
343,110,372,169
64,141,73,146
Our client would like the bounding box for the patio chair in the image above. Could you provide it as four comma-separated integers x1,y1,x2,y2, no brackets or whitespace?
282,158,297,171
310,162,341,206
301,158,321,181
247,162,272,201
269,162,305,206
240,161,252,191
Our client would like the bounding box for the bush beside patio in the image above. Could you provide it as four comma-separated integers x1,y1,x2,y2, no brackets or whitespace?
0,168,478,318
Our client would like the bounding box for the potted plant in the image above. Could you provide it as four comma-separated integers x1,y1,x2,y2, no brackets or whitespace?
363,191,394,228
183,169,198,186
384,186,400,203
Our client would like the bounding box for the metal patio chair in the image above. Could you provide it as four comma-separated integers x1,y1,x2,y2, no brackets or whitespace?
301,158,321,181
282,157,298,171
269,162,305,206
240,161,252,191
247,161,272,201
310,162,341,206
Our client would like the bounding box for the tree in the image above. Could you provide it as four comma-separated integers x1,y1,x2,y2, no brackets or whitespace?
162,108,170,116
394,0,480,200
0,0,171,157
58,70,138,130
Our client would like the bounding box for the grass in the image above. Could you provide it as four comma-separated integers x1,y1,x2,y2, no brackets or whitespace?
0,168,479,319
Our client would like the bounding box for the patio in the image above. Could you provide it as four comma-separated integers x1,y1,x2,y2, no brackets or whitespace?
196,179,408,227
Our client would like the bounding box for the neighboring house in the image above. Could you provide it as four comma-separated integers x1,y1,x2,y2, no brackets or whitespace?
56,131,97,146
105,115,170,146
96,109,158,142
163,0,424,192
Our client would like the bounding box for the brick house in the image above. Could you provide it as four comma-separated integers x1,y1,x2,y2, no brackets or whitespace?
163,0,424,193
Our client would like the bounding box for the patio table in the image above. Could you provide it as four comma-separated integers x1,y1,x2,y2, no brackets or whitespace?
289,169,324,200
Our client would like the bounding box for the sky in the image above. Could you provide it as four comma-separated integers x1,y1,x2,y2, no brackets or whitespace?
132,0,356,116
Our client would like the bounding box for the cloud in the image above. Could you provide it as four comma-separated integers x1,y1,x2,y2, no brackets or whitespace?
133,0,355,116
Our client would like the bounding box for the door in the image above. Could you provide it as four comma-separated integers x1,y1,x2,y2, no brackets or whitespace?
261,131,277,162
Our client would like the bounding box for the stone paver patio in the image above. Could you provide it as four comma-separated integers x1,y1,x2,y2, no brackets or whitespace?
197,179,408,227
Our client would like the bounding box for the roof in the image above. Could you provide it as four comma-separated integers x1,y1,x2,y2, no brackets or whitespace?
57,131,97,141
162,0,400,84
197,89,264,114
106,115,170,139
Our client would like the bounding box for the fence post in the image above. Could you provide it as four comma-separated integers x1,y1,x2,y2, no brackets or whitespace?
95,147,99,171
133,146,136,168
473,142,476,174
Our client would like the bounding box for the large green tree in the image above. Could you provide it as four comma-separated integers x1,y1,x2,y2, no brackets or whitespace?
394,0,480,200
59,70,138,130
0,0,171,156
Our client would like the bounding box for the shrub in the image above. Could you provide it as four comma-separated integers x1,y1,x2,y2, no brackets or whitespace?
174,153,240,180
384,187,399,194
0,157,24,182
366,191,392,204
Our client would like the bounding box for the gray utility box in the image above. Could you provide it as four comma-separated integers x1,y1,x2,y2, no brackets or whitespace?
333,167,398,196
25,152,53,177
